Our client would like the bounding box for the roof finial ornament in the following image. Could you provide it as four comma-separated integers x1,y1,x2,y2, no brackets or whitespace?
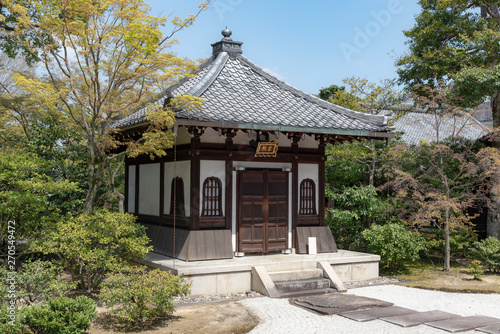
222,27,232,41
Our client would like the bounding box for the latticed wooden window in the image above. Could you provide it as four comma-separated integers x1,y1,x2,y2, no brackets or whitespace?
170,177,185,216
202,177,223,217
299,179,316,215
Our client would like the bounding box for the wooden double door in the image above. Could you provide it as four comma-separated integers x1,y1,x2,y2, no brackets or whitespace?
238,170,289,254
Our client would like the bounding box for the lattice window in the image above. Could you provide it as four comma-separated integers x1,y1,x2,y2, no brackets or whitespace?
170,177,185,216
202,177,223,217
299,179,316,215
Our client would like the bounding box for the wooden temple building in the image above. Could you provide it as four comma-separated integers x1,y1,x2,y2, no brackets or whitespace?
113,30,392,290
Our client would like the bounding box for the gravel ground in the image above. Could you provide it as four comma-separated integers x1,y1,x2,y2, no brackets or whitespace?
241,285,500,334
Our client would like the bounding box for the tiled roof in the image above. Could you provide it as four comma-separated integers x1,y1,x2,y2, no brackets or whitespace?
113,36,390,136
392,111,489,145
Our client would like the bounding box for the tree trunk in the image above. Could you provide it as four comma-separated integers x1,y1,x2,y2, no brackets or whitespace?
444,208,451,271
488,90,500,238
83,158,107,214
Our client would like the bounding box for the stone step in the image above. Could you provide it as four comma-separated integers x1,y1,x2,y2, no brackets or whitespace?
268,268,324,282
279,287,337,299
275,278,331,293
261,261,318,272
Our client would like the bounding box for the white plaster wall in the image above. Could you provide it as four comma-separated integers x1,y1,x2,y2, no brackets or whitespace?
298,163,319,214
127,165,136,214
164,160,191,217
200,127,226,144
199,160,226,215
273,132,291,148
233,130,256,146
175,126,192,145
138,163,160,216
300,134,319,149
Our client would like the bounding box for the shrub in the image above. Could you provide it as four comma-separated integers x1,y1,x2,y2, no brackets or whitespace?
326,185,392,250
423,226,477,258
469,237,500,272
362,223,426,272
467,260,485,280
34,210,152,293
0,303,23,334
23,296,97,334
11,260,76,305
100,266,190,322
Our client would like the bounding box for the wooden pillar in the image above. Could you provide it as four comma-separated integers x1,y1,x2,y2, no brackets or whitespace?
189,127,204,230
224,129,236,230
124,160,129,213
290,133,301,248
159,160,165,225
317,135,327,226
134,161,140,216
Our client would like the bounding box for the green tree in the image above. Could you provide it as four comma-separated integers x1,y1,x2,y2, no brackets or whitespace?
323,77,403,187
396,0,500,239
326,185,391,250
100,266,190,323
34,210,152,293
318,84,345,101
362,223,426,272
381,85,494,271
396,0,500,122
2,0,209,213
0,148,78,257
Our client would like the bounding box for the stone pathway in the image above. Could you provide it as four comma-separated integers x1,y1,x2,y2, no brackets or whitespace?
288,289,500,333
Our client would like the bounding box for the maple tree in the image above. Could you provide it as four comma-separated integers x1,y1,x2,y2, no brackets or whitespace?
1,0,209,213
381,85,495,271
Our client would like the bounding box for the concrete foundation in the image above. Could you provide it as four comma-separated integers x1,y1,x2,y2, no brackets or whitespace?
137,250,380,296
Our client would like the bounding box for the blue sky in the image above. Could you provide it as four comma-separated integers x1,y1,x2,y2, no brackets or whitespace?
149,0,422,95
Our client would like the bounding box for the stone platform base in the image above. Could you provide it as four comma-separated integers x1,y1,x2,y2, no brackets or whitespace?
136,250,380,296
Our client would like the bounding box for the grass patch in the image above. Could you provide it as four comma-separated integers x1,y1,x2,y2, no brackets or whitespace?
393,259,500,294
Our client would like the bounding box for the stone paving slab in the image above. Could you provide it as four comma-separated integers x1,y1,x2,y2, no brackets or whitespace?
340,306,416,322
426,316,500,333
476,324,500,334
381,310,461,328
289,294,393,315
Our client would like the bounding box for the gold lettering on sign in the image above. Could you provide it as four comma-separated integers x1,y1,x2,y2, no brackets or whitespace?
255,142,280,158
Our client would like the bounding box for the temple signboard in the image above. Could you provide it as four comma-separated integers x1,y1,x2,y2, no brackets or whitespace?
255,142,279,158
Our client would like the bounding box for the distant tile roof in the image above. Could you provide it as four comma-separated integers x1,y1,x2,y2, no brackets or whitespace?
113,31,391,136
390,111,489,145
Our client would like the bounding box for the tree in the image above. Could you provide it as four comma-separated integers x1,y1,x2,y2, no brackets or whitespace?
396,1,500,124
318,84,345,101
396,0,500,238
323,77,403,187
0,148,78,257
381,85,493,271
34,210,152,293
3,0,209,213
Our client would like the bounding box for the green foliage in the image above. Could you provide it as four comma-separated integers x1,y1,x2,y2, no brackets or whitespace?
467,259,485,281
34,210,152,293
423,227,477,258
0,303,23,334
362,223,426,272
0,260,76,306
326,185,392,249
318,85,345,101
326,142,371,187
396,1,500,114
100,266,190,323
0,148,78,256
23,296,97,334
469,237,500,273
